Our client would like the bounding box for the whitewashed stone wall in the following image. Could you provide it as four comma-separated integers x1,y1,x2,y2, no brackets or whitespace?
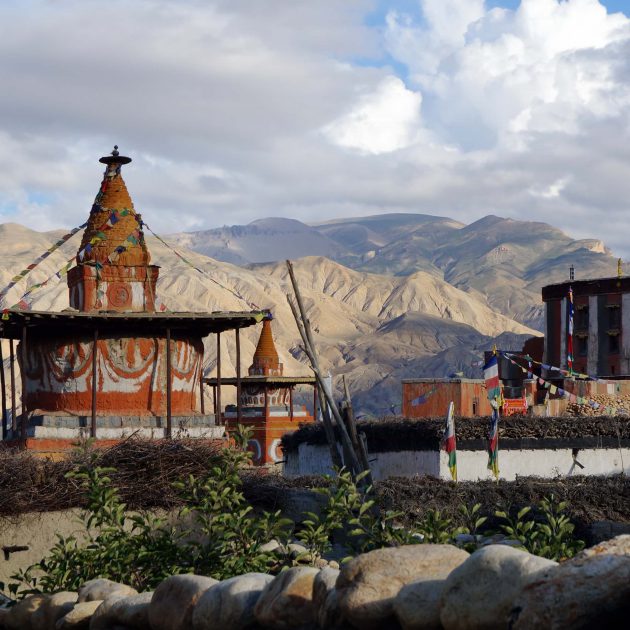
284,445,630,481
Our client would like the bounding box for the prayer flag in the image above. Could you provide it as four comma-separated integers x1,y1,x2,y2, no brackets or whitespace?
487,407,500,480
567,286,574,374
484,355,501,401
442,402,457,482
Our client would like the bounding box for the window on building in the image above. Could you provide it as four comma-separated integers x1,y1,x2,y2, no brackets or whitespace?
608,306,621,329
576,306,589,330
577,336,588,357
472,397,479,416
609,334,620,354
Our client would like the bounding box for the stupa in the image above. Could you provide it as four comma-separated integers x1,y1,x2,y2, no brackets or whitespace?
204,315,316,466
0,147,265,455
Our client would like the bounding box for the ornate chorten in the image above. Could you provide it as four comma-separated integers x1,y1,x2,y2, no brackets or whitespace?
67,147,159,312
209,315,316,466
249,318,283,376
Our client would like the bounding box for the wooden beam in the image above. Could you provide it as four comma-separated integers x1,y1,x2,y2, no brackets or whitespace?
91,328,98,439
20,325,27,441
216,332,222,425
0,341,7,440
289,386,294,422
166,328,172,438
236,327,242,424
9,339,16,435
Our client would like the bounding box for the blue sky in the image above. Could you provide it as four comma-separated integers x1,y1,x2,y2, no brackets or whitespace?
1,0,630,256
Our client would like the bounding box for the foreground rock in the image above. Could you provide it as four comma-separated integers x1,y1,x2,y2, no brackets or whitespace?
254,566,319,629
3,594,48,630
149,575,217,630
192,572,273,630
312,567,350,629
56,601,102,629
90,591,153,629
510,535,630,629
336,544,469,630
440,545,556,630
394,579,444,630
31,591,78,629
78,579,137,603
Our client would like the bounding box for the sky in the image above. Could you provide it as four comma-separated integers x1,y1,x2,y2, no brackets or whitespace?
1,0,630,255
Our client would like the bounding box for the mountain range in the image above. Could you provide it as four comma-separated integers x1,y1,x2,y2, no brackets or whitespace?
169,213,614,331
0,213,619,415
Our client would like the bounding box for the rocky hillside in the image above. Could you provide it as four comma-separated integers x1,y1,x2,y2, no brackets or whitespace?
0,222,537,416
170,213,618,329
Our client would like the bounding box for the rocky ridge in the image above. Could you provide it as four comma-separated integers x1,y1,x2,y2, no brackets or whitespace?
0,222,537,416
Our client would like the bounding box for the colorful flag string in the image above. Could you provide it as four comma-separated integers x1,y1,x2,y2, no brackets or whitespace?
487,406,500,480
502,351,607,383
0,221,87,307
141,221,263,312
500,353,620,415
409,386,438,406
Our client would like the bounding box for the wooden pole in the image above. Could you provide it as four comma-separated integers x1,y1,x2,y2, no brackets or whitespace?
343,374,373,485
289,386,294,422
91,328,98,439
0,341,7,440
9,338,16,434
166,328,172,438
236,327,242,424
286,294,343,469
216,332,222,425
200,377,205,414
20,324,27,441
285,262,361,474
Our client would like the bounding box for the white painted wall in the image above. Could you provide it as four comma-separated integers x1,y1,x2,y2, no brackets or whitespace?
284,444,630,481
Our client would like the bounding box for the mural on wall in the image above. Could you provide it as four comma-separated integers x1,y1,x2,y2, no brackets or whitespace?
22,335,203,415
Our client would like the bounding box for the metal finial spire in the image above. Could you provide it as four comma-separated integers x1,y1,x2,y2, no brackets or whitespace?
99,145,131,165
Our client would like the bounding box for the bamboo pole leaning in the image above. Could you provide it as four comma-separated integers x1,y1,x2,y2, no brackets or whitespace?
285,259,368,479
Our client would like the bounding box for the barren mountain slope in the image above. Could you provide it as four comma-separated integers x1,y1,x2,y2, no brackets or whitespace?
0,223,537,415
170,213,617,332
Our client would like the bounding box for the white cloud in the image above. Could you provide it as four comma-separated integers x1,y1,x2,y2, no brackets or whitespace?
1,0,630,256
323,76,423,154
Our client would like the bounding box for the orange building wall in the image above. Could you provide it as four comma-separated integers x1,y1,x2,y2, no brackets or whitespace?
402,380,494,418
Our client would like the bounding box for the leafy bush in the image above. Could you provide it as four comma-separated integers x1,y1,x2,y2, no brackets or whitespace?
495,494,585,560
4,436,586,597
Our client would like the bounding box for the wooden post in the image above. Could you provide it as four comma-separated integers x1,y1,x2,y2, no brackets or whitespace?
166,328,172,438
216,332,222,425
212,385,217,417
91,328,98,439
9,338,16,434
20,324,27,441
264,387,268,418
285,268,358,473
200,377,205,414
0,340,7,440
236,328,242,424
289,386,294,422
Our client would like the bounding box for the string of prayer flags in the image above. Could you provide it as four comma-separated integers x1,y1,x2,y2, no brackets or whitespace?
410,386,438,406
0,221,87,306
502,351,606,383
501,352,621,415
141,220,263,312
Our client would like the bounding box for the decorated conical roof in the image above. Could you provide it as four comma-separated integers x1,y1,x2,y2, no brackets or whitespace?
250,318,283,375
76,147,150,266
